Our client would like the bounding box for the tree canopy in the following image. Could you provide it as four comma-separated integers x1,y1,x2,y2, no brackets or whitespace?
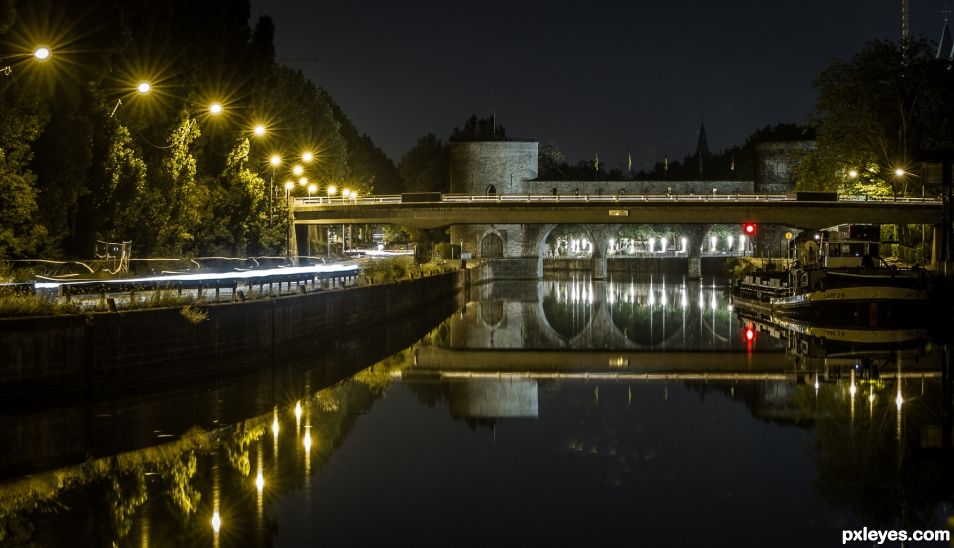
0,0,400,261
795,38,954,195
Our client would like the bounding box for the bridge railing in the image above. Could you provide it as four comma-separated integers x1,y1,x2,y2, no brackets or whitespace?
292,193,943,207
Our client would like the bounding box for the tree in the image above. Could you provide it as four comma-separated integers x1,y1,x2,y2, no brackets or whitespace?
449,114,508,142
398,134,449,192
796,39,954,195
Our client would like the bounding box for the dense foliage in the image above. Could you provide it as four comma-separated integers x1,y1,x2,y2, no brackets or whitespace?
796,38,954,195
0,0,399,260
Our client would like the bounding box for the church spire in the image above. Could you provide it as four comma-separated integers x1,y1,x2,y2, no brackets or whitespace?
695,121,710,177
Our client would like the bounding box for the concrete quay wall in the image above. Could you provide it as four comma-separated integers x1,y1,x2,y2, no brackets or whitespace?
0,271,465,398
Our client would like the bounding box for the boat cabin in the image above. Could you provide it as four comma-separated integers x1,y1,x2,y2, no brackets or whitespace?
819,224,881,268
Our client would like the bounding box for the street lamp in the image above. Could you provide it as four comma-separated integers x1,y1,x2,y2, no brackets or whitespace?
3,45,53,76
298,176,308,187
895,168,905,177
308,183,317,197
209,102,223,116
292,164,303,176
33,46,51,61
253,124,266,137
847,169,858,179
302,151,314,163
110,78,153,118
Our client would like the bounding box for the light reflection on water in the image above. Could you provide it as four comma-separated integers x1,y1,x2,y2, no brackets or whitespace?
0,277,950,547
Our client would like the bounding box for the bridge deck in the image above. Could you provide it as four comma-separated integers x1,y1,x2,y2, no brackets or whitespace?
292,194,943,229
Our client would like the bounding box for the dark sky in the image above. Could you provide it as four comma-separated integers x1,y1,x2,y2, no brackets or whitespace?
250,0,950,170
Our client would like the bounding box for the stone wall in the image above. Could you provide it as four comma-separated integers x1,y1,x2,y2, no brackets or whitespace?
450,223,525,258
469,259,541,284
754,141,815,193
524,180,754,196
0,271,465,398
449,141,539,195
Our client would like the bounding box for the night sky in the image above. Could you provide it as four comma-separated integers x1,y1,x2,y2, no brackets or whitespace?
250,0,951,171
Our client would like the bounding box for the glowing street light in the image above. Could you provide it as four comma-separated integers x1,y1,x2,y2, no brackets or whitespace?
302,151,314,163
255,470,265,493
211,512,222,534
292,165,304,176
270,155,281,167
298,176,308,187
284,180,294,199
253,124,266,137
209,102,223,116
894,168,906,177
136,81,152,94
33,46,51,61
308,183,317,196
327,185,337,197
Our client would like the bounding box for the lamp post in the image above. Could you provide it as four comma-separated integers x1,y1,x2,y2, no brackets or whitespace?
284,181,294,260
268,155,281,217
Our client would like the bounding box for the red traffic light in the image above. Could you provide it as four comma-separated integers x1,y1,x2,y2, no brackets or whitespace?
743,223,757,236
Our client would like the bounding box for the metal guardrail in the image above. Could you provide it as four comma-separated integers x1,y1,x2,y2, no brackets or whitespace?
34,265,361,297
294,193,943,207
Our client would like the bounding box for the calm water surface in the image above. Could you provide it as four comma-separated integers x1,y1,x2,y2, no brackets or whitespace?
1,276,951,547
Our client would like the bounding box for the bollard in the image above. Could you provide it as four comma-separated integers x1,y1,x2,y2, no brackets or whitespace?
106,297,117,312
298,285,306,294
236,290,246,302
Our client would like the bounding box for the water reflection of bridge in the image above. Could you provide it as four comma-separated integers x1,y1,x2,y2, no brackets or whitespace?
406,278,943,422
449,277,754,351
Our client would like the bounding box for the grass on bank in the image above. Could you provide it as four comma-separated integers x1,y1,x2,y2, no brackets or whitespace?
358,257,458,285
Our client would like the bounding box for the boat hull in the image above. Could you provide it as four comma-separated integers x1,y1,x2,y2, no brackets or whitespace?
768,286,929,326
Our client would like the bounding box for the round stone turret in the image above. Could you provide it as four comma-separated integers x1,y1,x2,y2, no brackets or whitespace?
449,141,539,195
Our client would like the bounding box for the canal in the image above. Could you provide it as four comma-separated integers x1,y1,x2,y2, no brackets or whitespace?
1,275,951,547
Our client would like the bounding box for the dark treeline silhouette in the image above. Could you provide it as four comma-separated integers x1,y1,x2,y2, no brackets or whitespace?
0,0,400,261
538,124,815,181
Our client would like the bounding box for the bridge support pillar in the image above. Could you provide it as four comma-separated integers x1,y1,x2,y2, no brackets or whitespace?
287,218,299,263
593,257,607,280
686,225,709,280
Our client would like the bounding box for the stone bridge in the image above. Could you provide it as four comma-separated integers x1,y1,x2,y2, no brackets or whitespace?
289,141,949,279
